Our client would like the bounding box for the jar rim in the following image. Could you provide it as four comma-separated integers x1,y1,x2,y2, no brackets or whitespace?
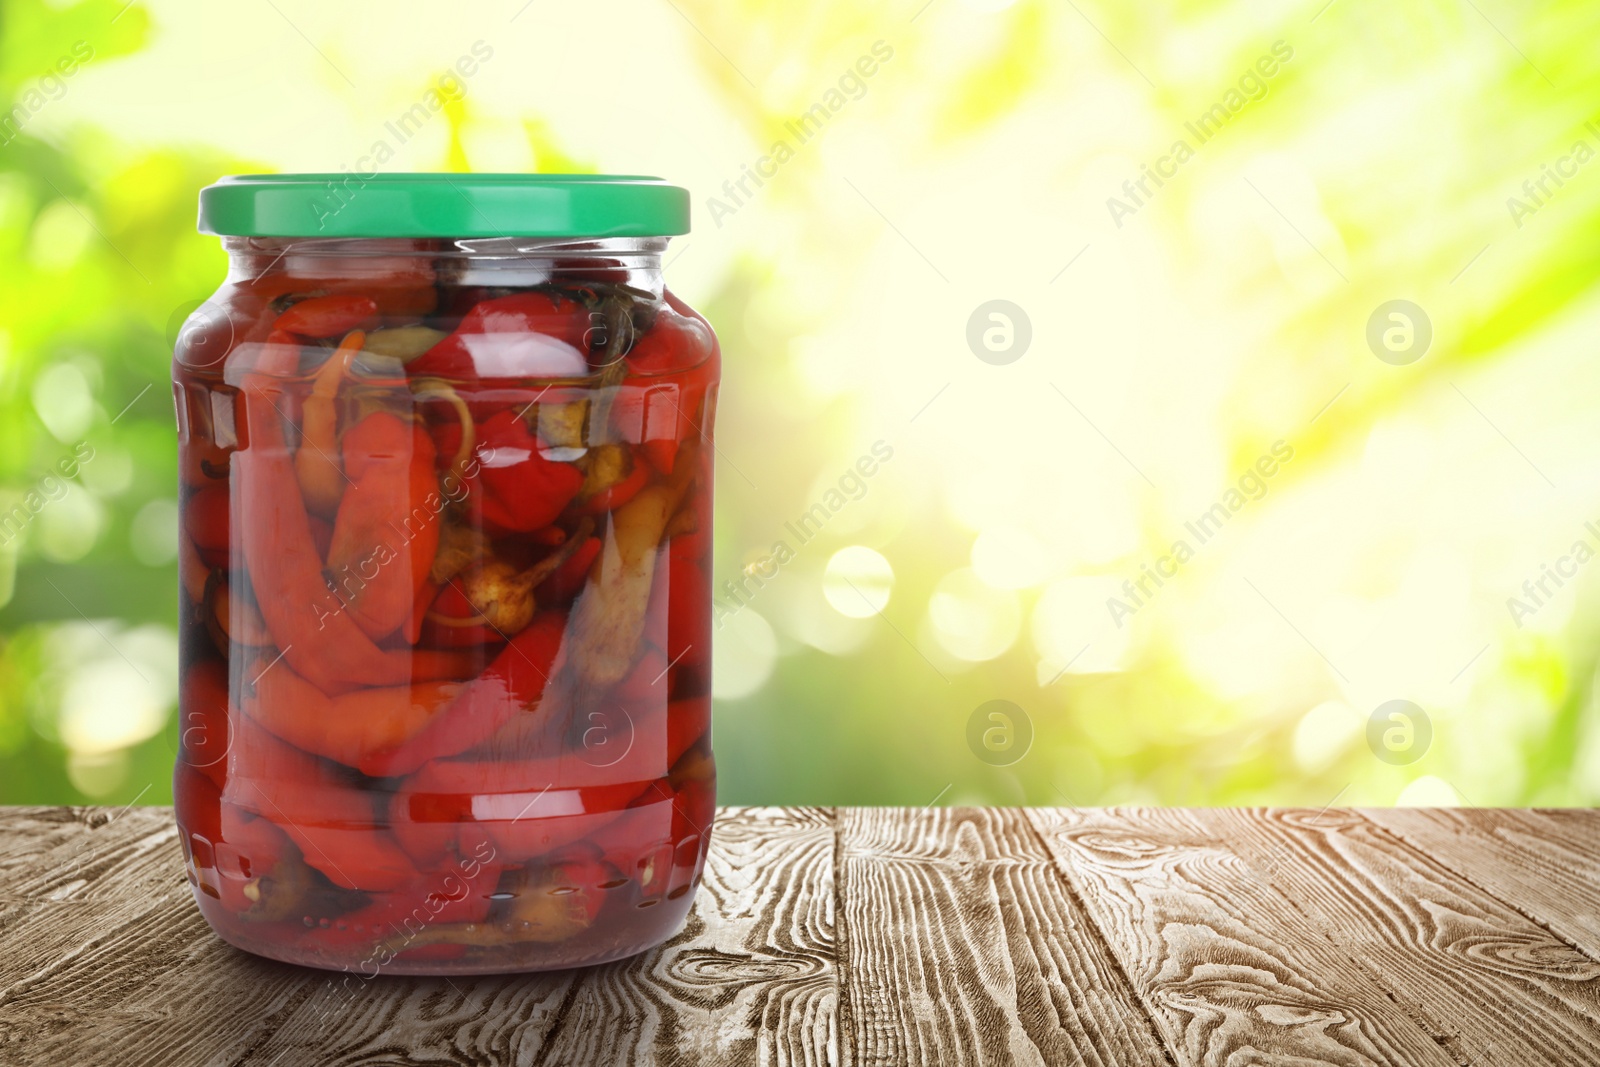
199,173,690,240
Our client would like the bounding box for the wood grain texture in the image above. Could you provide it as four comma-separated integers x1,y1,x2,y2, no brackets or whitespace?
0,806,323,1067
1026,807,1464,1067
0,807,115,884
837,807,1171,1067
0,806,838,1067
1191,807,1600,1067
233,965,578,1067
0,805,187,1006
1,804,1599,1067
524,806,837,1067
0,804,174,901
1366,807,1600,958
1,904,327,1067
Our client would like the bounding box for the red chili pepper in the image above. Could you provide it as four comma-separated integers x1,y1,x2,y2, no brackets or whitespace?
330,845,502,949
179,660,232,790
273,294,378,338
185,484,230,569
294,330,365,517
419,530,592,648
359,610,567,778
624,294,714,375
243,655,465,771
616,744,714,900
598,760,711,903
407,292,590,380
473,410,585,532
325,412,441,641
609,648,709,771
405,578,439,646
529,524,567,547
568,450,649,518
667,536,710,677
638,439,678,477
668,700,711,767
667,772,715,890
225,714,417,892
242,254,438,318
608,385,682,479
236,332,441,692
538,535,599,605
474,644,701,777
174,758,224,897
390,753,649,867
193,278,310,363
179,438,232,489
214,803,302,919
616,293,719,477
362,279,438,318
307,513,334,560
597,801,672,902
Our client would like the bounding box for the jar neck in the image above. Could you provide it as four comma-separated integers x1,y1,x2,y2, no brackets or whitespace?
221,236,668,294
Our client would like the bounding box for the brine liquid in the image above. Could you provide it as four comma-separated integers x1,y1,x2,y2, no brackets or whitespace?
173,295,717,974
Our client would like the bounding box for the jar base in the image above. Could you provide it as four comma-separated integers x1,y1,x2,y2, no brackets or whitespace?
196,889,697,976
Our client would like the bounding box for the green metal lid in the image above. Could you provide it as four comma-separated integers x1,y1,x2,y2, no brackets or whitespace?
198,173,690,238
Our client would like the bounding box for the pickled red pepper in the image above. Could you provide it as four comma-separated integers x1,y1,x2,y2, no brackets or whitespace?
175,174,718,974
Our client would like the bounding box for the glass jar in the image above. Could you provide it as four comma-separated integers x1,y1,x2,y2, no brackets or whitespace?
171,175,718,975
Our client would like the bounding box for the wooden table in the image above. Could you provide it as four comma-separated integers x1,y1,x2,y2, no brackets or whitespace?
2,806,1598,1065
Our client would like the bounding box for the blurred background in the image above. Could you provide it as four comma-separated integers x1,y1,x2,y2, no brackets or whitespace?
2,0,1598,809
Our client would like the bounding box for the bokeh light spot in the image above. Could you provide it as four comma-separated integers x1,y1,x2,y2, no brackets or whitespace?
36,485,104,562
28,199,93,272
130,499,180,566
31,362,95,443
713,608,778,700
927,568,1021,662
1397,775,1460,807
1292,701,1360,775
823,546,894,618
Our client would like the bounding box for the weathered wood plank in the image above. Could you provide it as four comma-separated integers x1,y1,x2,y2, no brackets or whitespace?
0,804,171,900
0,807,103,867
1026,807,1461,1067
525,806,838,1067
1191,807,1600,1067
838,807,1171,1067
0,808,188,1008
7,804,1599,1067
0,895,323,1067
1364,808,1600,958
0,811,545,1067
230,966,578,1067
0,802,322,1067
0,807,840,1067
841,807,1054,864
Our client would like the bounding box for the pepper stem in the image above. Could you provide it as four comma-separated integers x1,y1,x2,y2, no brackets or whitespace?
409,377,476,485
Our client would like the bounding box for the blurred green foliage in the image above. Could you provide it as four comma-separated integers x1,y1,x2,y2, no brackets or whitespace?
2,0,1599,810
0,0,244,802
